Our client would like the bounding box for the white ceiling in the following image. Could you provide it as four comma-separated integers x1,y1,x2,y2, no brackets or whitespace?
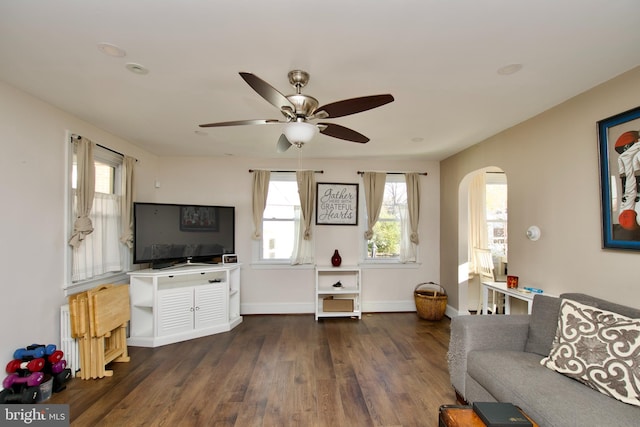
1,0,639,161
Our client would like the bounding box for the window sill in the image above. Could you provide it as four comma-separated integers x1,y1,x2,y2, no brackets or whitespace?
64,271,129,296
359,261,421,269
248,261,420,270
250,262,315,270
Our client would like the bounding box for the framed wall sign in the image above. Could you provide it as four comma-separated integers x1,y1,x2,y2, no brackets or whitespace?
316,182,359,225
597,105,640,250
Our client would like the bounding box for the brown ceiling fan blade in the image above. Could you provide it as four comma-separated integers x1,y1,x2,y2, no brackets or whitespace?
318,123,369,143
276,134,292,153
314,94,394,119
239,72,295,112
199,119,282,128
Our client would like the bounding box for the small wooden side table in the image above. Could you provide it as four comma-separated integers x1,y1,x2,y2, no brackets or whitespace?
438,405,539,427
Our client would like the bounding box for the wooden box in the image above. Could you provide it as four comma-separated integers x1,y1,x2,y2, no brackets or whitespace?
323,296,354,312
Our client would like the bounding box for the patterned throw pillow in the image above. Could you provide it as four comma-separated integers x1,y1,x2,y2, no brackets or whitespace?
541,298,640,407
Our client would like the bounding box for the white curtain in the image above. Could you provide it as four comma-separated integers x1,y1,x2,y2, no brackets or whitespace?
398,205,413,262
362,172,387,240
119,156,136,248
72,192,123,281
400,172,420,262
69,137,95,248
291,206,314,265
251,170,270,240
291,170,315,265
468,172,488,274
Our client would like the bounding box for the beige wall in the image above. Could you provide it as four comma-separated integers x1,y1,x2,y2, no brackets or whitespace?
440,66,640,313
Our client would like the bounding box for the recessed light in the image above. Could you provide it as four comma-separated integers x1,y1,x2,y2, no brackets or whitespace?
125,63,149,75
97,43,126,57
497,63,523,75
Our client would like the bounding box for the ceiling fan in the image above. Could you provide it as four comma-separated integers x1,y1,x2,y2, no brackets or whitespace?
199,70,394,152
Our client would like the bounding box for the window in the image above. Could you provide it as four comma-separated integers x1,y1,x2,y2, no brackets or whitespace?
260,173,299,260
69,143,128,284
485,173,507,257
365,175,407,260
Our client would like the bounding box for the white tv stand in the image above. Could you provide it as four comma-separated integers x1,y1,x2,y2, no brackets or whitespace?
127,264,242,347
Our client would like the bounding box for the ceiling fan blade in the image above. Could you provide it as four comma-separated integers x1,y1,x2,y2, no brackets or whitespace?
276,134,292,153
317,123,369,143
199,119,282,128
314,94,394,119
239,72,295,112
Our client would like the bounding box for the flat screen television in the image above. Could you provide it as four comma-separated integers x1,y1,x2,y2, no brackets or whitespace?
133,202,235,269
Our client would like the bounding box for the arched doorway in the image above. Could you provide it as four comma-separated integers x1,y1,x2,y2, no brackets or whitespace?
457,167,507,314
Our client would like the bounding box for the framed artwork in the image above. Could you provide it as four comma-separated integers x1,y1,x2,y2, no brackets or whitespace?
316,182,359,225
180,206,218,231
597,106,640,250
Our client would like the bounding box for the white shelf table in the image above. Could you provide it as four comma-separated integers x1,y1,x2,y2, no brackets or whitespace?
315,265,361,320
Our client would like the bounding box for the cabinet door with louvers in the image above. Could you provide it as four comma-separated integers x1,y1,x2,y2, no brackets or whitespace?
157,287,194,337
194,282,227,329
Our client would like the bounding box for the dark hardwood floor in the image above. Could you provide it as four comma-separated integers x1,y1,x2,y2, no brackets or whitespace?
48,313,456,426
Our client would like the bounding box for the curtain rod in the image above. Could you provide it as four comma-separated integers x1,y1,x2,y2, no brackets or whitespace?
357,171,428,176
71,134,137,161
248,169,324,173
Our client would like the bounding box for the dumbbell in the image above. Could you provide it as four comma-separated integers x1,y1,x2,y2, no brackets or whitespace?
27,344,57,355
13,347,45,360
3,371,44,389
6,357,45,373
49,359,67,375
53,368,72,393
19,347,63,364
42,358,65,377
0,386,39,404
47,350,64,364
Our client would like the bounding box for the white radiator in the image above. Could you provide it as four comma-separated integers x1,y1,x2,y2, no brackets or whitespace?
60,304,79,377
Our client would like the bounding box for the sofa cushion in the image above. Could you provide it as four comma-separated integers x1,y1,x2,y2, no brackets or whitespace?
524,294,561,356
467,350,640,427
541,298,640,407
560,292,640,319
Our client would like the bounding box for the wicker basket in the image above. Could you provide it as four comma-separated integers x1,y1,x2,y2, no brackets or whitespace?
414,282,447,321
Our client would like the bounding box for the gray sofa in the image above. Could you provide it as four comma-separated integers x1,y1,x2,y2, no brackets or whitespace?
448,293,640,427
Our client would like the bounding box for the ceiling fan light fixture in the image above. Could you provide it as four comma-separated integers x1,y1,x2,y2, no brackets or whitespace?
283,121,318,144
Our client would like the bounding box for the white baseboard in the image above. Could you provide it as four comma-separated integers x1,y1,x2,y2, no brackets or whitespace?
240,302,464,321
363,300,417,312
241,302,315,315
445,304,468,318
241,300,420,315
